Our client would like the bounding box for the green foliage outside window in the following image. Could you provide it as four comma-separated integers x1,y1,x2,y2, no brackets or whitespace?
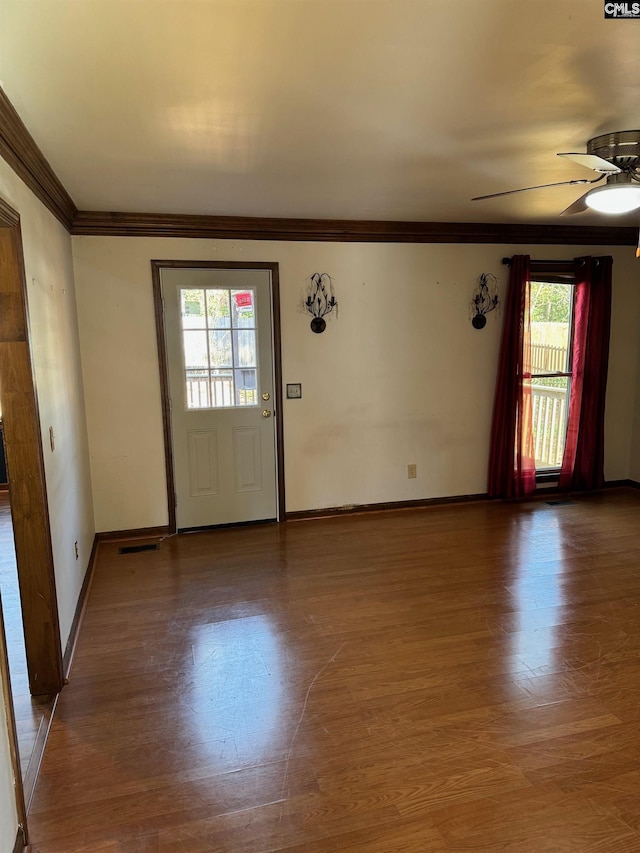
529,282,571,323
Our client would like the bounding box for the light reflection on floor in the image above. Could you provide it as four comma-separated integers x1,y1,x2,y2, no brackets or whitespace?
186,615,286,766
508,507,568,677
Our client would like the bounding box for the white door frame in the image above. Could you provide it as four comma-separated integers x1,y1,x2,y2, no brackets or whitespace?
152,260,285,533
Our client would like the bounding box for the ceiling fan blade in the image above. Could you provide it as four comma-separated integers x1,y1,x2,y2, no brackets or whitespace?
471,176,603,202
557,153,621,173
560,191,592,215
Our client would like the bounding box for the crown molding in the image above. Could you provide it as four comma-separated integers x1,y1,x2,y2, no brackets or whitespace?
71,209,638,245
0,196,20,228
0,87,77,230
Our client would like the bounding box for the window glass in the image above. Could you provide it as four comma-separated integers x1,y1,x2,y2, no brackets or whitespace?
181,290,207,329
183,330,208,368
206,290,231,329
180,286,258,409
233,330,256,368
530,282,572,374
231,290,255,328
529,281,574,472
209,330,233,368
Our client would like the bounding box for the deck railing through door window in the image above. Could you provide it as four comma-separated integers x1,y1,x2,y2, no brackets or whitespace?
531,384,568,469
185,371,234,408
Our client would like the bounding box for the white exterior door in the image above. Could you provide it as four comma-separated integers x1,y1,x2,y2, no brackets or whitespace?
161,267,278,529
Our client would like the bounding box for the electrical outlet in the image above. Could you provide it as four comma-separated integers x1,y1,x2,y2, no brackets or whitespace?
407,464,417,479
74,541,79,560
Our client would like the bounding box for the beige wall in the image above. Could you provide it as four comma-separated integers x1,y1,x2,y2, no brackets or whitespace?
630,331,640,482
611,255,640,484
72,237,640,532
0,160,95,850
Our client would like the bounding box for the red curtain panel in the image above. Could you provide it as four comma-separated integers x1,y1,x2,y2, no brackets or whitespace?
559,257,612,491
487,255,536,499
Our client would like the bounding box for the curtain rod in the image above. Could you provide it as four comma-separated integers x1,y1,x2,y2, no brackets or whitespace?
501,257,576,268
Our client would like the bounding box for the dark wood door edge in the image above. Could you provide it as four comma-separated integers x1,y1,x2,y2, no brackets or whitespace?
151,262,177,533
0,224,63,695
12,824,27,853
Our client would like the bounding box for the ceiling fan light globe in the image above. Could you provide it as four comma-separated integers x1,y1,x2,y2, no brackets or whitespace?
585,184,640,214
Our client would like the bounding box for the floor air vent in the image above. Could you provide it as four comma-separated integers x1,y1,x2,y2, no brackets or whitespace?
118,543,160,555
545,499,576,507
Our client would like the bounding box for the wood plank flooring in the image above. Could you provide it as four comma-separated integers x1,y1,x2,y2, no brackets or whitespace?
25,490,640,850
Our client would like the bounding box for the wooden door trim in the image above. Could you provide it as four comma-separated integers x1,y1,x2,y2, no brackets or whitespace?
151,260,285,532
0,210,63,695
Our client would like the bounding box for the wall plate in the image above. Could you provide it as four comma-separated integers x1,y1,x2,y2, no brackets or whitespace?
286,383,302,399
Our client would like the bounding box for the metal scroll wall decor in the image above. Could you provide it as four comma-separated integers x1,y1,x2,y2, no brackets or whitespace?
305,273,338,333
470,272,499,329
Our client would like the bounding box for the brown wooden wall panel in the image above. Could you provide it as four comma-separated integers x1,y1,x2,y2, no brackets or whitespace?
0,226,63,695
0,292,25,342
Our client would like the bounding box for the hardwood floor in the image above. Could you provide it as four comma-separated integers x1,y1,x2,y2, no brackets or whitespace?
0,491,54,805
25,490,640,851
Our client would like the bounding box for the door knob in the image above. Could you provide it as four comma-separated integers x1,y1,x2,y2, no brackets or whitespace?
262,392,270,401
262,409,272,418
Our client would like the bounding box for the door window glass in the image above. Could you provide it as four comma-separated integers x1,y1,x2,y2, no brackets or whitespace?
180,287,258,408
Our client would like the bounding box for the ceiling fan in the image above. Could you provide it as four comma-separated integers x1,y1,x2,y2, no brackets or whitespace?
472,130,640,218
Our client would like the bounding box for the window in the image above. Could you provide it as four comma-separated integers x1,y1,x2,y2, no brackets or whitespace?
180,287,258,409
488,255,611,500
529,276,574,473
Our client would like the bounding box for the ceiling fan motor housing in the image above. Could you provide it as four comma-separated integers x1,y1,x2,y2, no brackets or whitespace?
587,130,640,173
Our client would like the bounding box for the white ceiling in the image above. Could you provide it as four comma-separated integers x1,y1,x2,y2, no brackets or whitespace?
1,0,640,225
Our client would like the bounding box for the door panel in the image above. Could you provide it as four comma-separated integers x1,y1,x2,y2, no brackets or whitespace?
187,430,219,496
161,267,277,529
233,427,262,492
